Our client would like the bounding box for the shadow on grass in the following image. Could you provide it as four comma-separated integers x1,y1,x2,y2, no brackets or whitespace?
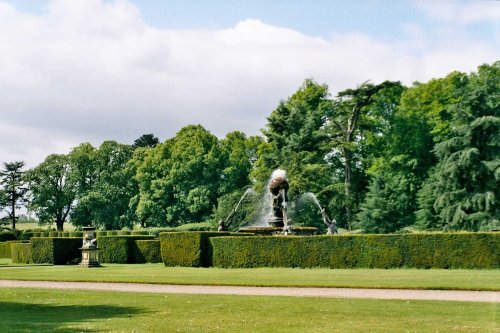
0,301,147,332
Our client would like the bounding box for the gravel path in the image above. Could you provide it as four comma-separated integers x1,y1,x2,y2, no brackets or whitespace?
0,280,497,303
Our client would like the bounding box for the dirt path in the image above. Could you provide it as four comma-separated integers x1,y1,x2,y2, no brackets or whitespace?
0,280,497,302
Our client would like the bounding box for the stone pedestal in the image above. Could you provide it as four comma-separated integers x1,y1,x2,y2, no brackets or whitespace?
79,226,101,268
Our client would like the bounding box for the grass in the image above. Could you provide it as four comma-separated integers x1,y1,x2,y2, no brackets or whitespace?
0,288,497,333
0,261,498,291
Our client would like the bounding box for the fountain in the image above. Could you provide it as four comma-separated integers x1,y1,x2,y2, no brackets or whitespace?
218,188,255,232
232,169,331,236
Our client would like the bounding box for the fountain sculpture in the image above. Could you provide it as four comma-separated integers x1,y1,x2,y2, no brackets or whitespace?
223,169,333,236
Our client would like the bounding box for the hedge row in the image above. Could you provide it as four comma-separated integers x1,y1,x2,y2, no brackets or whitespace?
11,243,32,264
211,233,500,269
160,232,253,267
19,231,85,240
31,237,82,265
132,240,161,263
98,236,155,263
0,232,17,242
0,242,6,258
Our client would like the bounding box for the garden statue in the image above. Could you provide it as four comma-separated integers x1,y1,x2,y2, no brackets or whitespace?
321,208,338,235
267,170,290,229
79,226,101,267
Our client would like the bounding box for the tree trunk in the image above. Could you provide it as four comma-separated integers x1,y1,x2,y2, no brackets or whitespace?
11,196,16,230
343,148,352,231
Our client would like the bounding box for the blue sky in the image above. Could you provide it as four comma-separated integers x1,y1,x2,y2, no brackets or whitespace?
0,0,498,166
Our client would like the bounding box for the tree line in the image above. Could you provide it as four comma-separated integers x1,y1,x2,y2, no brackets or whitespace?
0,61,498,232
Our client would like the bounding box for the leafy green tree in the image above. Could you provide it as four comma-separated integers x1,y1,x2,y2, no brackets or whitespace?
325,81,400,229
417,62,500,231
0,161,29,229
70,141,136,230
133,134,159,149
135,125,223,227
27,154,77,231
356,74,466,233
355,168,415,233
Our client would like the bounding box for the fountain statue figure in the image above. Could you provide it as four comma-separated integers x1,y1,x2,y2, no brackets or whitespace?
268,173,289,229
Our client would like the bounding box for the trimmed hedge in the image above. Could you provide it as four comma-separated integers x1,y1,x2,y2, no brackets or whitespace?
211,233,500,269
5,240,27,259
31,237,82,265
0,232,17,242
132,240,161,263
0,242,6,258
11,242,32,264
160,232,253,267
98,236,155,263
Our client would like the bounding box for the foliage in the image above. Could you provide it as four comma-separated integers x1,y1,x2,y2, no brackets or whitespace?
416,62,500,231
0,161,29,229
98,235,155,263
0,242,5,258
133,133,159,149
30,237,81,264
0,231,17,242
211,233,499,269
160,231,236,267
27,154,77,231
11,242,32,264
132,240,161,263
70,141,137,230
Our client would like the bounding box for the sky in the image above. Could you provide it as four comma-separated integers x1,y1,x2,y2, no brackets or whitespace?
0,0,498,167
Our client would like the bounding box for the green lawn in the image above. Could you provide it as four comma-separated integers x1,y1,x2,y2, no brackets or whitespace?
0,261,498,291
0,288,496,333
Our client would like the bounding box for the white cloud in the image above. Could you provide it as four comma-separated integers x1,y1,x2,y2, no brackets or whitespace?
416,0,500,24
0,0,498,167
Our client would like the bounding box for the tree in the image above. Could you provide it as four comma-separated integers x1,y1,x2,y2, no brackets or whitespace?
27,154,77,231
70,141,136,230
325,81,399,229
133,134,159,149
0,161,28,229
134,125,224,227
417,62,500,231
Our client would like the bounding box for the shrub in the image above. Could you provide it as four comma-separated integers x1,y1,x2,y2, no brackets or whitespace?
117,230,131,236
107,231,119,236
11,242,32,264
129,230,150,236
0,242,6,258
48,231,58,237
31,237,82,265
0,232,17,242
211,233,499,269
96,231,107,238
98,236,155,263
69,231,83,238
132,240,161,263
175,222,214,232
160,232,252,267
40,232,50,237
19,232,35,241
5,240,27,259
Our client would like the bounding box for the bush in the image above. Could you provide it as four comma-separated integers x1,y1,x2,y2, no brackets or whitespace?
117,230,131,236
132,240,161,263
0,242,6,258
160,232,252,267
98,236,155,263
211,233,500,269
175,222,214,232
48,231,58,237
129,230,150,236
107,231,119,236
5,240,27,259
31,237,82,265
69,231,83,238
0,232,17,242
11,242,32,264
